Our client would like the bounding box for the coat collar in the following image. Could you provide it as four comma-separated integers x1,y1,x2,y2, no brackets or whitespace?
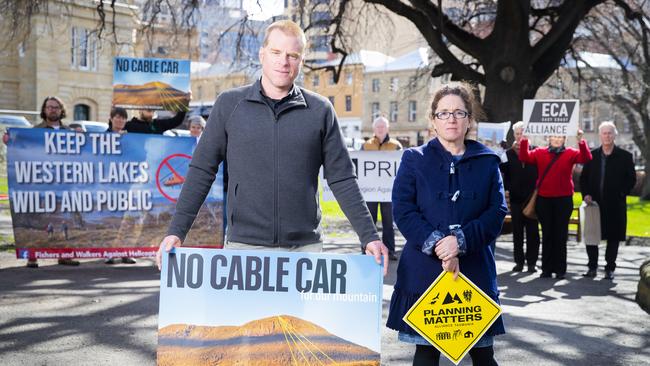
245,78,307,109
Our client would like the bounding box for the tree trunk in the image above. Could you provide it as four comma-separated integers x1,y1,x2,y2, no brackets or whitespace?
642,148,650,201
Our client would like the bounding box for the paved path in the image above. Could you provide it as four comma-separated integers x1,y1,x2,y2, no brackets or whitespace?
0,232,648,365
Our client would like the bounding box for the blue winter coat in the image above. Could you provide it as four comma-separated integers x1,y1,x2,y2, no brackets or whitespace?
386,138,507,336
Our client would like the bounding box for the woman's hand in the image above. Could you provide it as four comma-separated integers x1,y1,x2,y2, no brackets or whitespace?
442,257,460,280
435,235,459,262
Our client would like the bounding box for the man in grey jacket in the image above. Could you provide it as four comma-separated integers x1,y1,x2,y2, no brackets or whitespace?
156,20,388,273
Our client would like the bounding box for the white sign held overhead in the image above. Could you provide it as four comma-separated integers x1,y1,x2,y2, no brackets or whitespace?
522,99,579,136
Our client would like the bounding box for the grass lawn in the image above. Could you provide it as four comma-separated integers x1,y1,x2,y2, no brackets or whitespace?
321,190,649,237
0,176,6,195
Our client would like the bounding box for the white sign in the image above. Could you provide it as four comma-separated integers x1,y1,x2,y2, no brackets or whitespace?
477,121,511,163
523,99,579,136
321,151,403,202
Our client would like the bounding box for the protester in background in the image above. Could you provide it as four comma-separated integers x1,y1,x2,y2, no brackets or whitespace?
188,115,206,141
519,132,592,279
156,20,388,271
36,96,69,130
105,107,136,265
27,97,79,267
579,122,636,280
107,106,128,134
125,108,186,134
388,83,507,366
500,121,539,272
361,116,402,260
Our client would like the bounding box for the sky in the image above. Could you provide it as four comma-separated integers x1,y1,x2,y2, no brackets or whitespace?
243,0,284,21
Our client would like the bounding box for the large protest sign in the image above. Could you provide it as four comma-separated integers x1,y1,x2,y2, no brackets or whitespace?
321,150,402,202
403,271,502,365
7,128,224,259
477,122,511,163
523,99,579,136
158,247,383,366
113,57,190,111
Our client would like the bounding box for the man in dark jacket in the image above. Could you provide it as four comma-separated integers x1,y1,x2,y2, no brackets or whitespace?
500,121,539,272
580,121,636,280
156,20,388,271
124,109,186,134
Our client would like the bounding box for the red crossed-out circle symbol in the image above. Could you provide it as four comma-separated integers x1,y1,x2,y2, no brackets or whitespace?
156,153,192,203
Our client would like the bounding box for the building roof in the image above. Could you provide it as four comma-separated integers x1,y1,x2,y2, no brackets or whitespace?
310,50,394,68
562,51,633,70
365,47,429,73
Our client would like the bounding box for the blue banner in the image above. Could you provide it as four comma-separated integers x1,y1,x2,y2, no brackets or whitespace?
7,128,223,259
158,247,383,365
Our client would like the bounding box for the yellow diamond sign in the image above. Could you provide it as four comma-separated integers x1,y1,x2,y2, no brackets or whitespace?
403,271,502,365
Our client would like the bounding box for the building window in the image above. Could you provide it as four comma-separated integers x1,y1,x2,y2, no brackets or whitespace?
408,101,417,122
328,72,336,85
345,95,352,112
390,77,399,92
371,102,380,120
372,79,380,93
409,76,418,90
583,117,594,132
328,96,335,106
73,104,90,121
311,35,330,52
345,71,353,85
390,101,398,122
623,119,631,133
312,74,320,87
71,27,97,71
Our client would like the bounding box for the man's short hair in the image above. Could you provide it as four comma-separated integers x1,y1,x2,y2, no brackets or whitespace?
188,115,206,129
512,121,525,132
372,116,389,128
598,121,618,135
40,96,67,120
263,20,306,54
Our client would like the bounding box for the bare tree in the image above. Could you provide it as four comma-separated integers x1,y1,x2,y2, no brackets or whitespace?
567,0,650,199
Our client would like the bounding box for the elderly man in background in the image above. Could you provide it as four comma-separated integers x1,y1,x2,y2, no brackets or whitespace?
580,121,636,280
361,116,402,260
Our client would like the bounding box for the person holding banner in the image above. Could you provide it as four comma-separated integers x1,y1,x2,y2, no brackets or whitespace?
362,116,402,260
156,20,388,271
125,109,186,135
519,132,591,279
188,115,206,141
27,96,79,267
579,122,636,280
105,107,137,265
500,121,539,273
389,83,507,365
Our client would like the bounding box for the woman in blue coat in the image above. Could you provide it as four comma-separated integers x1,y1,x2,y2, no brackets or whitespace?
388,83,507,366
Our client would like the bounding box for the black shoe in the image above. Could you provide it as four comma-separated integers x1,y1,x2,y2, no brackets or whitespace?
58,258,80,266
582,269,597,278
121,257,136,264
555,273,566,280
604,270,614,280
388,252,398,261
105,258,116,265
527,266,537,273
26,259,38,268
539,271,552,278
512,264,524,272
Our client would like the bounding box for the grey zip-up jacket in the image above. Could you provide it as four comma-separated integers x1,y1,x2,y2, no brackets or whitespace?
167,80,379,248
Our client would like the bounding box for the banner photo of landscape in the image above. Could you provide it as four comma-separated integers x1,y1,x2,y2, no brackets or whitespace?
321,150,403,202
158,247,383,366
112,57,191,111
523,99,580,136
7,128,224,260
477,122,511,163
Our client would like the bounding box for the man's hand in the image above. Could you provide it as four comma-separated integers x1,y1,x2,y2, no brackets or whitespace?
442,257,460,280
365,240,389,276
577,129,584,145
434,235,459,262
584,195,593,204
156,235,182,270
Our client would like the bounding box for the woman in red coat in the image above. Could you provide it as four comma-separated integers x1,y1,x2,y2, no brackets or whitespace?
519,133,592,279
